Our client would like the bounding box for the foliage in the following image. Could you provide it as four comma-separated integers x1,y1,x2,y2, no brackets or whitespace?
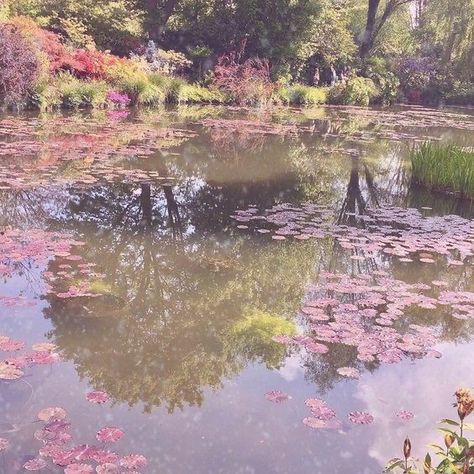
138,40,192,75
397,56,437,95
445,82,474,106
365,57,400,105
8,0,144,54
68,48,120,80
275,84,328,106
417,0,474,81
0,22,39,106
213,52,274,106
384,388,474,473
7,16,69,73
175,83,226,104
106,61,158,105
411,143,474,199
327,77,379,106
227,310,296,369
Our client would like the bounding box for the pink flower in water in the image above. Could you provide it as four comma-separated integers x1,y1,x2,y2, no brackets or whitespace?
0,438,9,451
337,367,360,379
96,427,124,443
64,463,94,474
348,411,374,425
265,390,290,403
119,454,147,470
23,458,47,471
396,409,414,421
86,391,110,404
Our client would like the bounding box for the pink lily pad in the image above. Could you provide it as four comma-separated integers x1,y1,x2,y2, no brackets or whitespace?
348,411,374,425
96,427,124,443
265,390,290,403
86,391,110,404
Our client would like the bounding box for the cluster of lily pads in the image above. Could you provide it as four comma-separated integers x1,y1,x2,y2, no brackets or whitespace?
233,202,473,429
231,203,474,265
0,116,193,190
265,390,414,430
0,398,146,473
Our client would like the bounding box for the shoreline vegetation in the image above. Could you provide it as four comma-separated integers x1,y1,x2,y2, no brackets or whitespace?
1,0,473,112
411,143,474,200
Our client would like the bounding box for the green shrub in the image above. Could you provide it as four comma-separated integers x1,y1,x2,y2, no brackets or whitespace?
445,82,474,106
328,77,379,106
57,74,107,109
411,142,474,198
365,58,400,105
176,83,225,104
107,62,164,106
33,73,108,109
30,78,61,110
275,84,327,105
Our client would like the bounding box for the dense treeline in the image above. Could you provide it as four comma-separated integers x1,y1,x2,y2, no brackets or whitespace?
0,0,473,108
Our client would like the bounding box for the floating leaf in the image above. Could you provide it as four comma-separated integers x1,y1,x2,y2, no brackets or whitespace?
396,410,414,421
86,391,110,404
0,361,23,380
96,427,124,443
265,390,290,403
119,454,147,470
23,458,47,471
337,367,360,379
0,438,9,451
38,407,67,422
348,411,374,425
64,464,94,474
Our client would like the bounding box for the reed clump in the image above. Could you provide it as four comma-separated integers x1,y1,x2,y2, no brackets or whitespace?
411,142,474,199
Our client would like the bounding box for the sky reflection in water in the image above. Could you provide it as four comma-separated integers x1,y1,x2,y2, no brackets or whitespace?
0,105,473,473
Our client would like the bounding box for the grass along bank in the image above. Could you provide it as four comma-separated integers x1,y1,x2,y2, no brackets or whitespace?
411,143,474,199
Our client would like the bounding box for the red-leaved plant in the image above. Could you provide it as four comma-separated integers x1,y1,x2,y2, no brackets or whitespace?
0,23,39,105
213,44,274,105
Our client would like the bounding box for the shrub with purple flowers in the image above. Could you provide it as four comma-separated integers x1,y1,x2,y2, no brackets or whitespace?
106,90,131,106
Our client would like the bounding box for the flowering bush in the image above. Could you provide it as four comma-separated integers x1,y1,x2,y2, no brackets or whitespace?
106,90,131,106
68,48,120,80
397,57,438,98
213,52,274,105
0,22,39,105
8,16,68,73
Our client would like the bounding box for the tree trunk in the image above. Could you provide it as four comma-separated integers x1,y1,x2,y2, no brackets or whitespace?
143,0,178,41
360,0,381,59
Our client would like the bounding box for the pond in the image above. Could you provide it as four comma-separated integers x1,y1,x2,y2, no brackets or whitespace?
0,105,473,473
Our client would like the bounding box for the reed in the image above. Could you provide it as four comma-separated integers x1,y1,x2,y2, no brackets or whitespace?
411,142,474,199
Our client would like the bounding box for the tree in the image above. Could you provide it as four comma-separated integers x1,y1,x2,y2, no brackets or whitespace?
135,0,180,40
359,0,414,59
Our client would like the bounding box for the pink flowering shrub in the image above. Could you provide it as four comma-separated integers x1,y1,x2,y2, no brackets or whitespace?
106,90,131,106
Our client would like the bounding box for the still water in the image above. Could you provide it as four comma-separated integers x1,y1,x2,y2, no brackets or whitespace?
0,105,473,473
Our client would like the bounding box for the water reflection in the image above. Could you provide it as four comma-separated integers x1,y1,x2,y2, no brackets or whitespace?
0,106,473,472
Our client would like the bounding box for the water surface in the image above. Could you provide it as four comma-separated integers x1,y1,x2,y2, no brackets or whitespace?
0,105,473,473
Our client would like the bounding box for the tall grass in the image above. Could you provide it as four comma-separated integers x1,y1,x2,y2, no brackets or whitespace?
411,142,474,198
274,84,327,105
